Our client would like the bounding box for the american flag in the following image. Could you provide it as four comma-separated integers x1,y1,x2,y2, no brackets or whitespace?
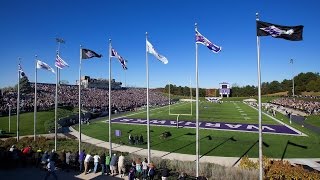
55,55,69,69
196,30,221,53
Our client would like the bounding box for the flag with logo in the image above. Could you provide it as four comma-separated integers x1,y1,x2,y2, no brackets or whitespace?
111,48,128,70
81,48,102,59
36,60,55,73
257,21,303,41
55,55,69,69
146,40,168,64
196,30,222,53
18,64,26,77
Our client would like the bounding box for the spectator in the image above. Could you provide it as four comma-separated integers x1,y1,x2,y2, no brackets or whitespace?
84,153,92,174
93,152,100,173
100,152,106,175
79,150,86,172
118,153,125,177
105,154,111,175
110,153,118,176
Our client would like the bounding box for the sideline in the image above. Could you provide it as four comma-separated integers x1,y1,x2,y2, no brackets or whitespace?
245,102,306,136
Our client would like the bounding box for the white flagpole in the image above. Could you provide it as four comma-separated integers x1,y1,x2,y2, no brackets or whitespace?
54,53,58,151
8,105,11,132
108,39,112,156
34,56,38,141
146,32,151,163
168,81,171,114
291,59,295,97
195,23,200,178
17,58,21,142
256,13,263,180
190,78,192,115
79,46,82,154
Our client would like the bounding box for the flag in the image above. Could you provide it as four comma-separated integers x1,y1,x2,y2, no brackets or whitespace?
18,64,26,77
55,55,69,69
146,40,168,64
111,48,128,70
81,48,102,59
257,21,303,41
36,60,55,73
196,30,222,53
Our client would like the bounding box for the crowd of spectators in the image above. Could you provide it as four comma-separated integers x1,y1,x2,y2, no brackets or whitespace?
0,144,191,179
271,97,320,115
0,83,168,116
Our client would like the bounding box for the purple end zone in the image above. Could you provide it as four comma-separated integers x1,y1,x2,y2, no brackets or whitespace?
112,118,300,135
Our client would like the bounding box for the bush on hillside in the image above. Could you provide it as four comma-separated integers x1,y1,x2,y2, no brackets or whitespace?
239,156,320,179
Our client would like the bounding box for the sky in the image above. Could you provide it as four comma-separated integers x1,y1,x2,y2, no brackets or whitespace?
0,0,319,89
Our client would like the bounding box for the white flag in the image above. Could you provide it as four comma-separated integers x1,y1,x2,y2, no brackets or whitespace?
36,60,55,73
146,40,168,64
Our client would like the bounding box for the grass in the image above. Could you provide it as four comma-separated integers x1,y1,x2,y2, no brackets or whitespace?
305,115,320,127
0,111,53,136
0,108,74,136
2,102,319,158
78,101,320,158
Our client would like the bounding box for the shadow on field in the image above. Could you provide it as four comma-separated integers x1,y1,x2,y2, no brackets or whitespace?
281,140,308,160
200,136,236,158
151,133,186,147
232,140,270,167
161,136,208,157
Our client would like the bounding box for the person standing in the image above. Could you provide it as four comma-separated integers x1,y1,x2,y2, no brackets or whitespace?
142,158,148,180
79,150,86,172
105,154,111,175
93,153,100,173
84,153,92,174
100,153,106,175
110,153,118,176
118,153,125,177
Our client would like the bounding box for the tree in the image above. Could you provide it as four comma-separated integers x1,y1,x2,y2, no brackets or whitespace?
15,76,32,93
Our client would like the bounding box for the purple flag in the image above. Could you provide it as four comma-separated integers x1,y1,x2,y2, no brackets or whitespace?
196,30,222,53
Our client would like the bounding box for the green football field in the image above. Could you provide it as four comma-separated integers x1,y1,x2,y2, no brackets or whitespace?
1,101,319,158
79,101,320,158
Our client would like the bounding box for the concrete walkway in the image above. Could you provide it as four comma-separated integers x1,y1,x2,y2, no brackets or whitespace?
68,127,320,172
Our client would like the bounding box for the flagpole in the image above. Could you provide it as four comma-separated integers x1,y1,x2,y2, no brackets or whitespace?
146,32,151,163
256,13,263,180
168,81,171,115
34,55,38,141
195,23,200,178
54,52,58,151
17,58,21,142
8,105,11,132
190,78,192,115
108,39,112,156
79,46,82,154
55,37,64,151
291,59,295,97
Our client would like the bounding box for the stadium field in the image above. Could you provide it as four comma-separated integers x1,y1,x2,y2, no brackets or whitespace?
80,101,320,158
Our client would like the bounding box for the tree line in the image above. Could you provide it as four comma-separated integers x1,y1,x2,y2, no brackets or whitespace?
162,72,320,97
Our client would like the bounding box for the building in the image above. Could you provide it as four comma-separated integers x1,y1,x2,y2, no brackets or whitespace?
219,82,231,98
76,76,122,90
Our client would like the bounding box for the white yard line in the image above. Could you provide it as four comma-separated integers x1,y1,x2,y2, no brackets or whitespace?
245,103,307,136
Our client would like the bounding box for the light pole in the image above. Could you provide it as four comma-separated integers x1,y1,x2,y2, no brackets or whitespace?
8,104,11,132
290,59,295,97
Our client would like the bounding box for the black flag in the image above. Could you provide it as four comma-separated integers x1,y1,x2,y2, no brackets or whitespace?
81,48,102,59
257,21,303,41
